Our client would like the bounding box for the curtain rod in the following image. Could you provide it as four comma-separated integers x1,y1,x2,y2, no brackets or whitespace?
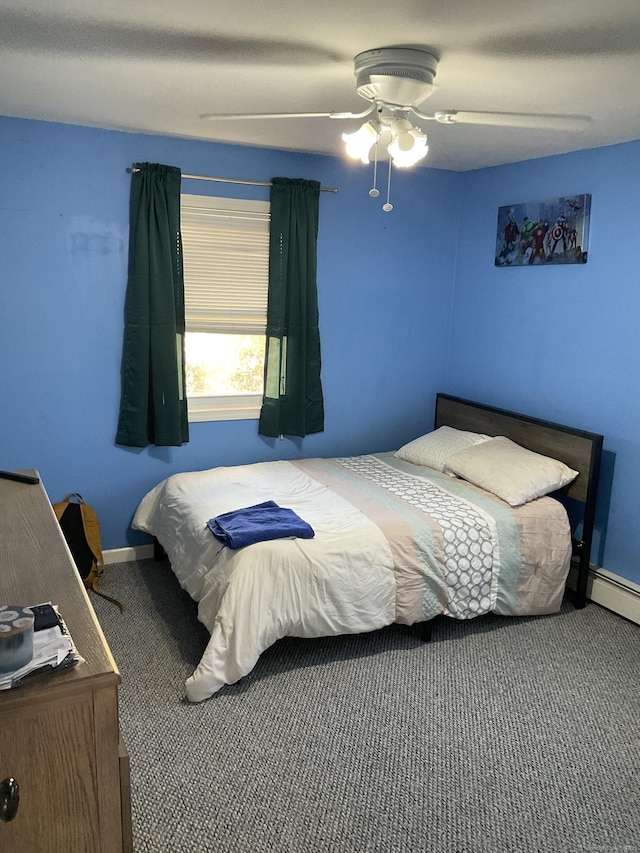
127,167,338,194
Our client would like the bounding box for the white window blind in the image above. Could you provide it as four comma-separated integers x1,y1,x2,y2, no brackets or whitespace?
181,194,270,334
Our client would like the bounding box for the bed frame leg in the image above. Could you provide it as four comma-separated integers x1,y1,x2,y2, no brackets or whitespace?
573,540,589,609
153,538,167,562
419,620,435,643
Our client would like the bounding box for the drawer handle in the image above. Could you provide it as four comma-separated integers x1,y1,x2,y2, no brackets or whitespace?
0,777,20,823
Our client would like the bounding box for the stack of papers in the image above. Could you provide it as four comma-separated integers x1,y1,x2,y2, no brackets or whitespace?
0,605,80,690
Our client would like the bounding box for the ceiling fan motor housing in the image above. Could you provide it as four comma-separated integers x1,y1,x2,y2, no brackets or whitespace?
354,47,439,108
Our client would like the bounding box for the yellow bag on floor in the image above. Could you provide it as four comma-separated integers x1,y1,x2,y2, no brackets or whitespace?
52,493,123,612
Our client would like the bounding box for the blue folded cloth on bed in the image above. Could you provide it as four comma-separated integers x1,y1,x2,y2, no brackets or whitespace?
207,500,315,549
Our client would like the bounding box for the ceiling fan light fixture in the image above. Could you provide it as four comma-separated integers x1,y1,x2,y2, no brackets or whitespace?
388,119,429,168
342,121,379,164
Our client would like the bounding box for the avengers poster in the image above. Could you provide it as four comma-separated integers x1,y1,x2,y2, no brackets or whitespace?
495,193,591,267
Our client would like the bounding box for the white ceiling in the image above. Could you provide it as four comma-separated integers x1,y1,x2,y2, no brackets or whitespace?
2,0,640,171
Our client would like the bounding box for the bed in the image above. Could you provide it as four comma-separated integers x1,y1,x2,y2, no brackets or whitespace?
132,394,603,702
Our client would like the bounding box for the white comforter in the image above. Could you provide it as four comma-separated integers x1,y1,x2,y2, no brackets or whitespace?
133,460,397,701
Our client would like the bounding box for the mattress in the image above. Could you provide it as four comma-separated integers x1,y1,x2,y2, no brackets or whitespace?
133,452,572,701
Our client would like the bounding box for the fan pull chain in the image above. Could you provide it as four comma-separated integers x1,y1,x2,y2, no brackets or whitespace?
383,153,393,212
369,124,380,198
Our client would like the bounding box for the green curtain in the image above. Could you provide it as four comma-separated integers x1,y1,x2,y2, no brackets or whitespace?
259,177,324,438
115,163,189,447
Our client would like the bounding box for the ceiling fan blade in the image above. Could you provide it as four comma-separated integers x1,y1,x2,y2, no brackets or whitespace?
430,109,591,131
200,106,374,121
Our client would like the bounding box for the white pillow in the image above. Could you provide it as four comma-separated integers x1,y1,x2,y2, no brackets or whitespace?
444,436,579,506
395,425,491,472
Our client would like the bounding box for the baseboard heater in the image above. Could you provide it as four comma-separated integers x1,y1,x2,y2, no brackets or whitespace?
568,559,640,626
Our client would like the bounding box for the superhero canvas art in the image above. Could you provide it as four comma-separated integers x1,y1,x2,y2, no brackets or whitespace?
495,193,591,267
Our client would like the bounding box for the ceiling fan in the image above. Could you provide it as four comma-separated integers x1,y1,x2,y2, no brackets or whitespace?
201,46,590,211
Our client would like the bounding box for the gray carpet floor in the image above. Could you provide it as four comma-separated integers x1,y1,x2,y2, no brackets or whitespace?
92,559,640,853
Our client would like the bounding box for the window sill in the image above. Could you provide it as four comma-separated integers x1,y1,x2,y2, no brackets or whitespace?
187,394,262,423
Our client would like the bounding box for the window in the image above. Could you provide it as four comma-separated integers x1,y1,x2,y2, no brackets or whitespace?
181,194,270,421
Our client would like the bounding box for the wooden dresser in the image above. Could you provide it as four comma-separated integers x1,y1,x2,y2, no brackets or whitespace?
0,472,133,853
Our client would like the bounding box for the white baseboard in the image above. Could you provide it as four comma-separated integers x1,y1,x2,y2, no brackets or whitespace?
568,563,640,625
104,547,640,626
104,544,154,564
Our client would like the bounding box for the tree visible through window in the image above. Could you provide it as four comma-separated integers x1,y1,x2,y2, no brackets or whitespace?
184,333,264,395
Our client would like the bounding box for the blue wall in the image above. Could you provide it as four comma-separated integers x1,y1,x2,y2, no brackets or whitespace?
0,116,458,550
448,140,640,586
2,115,638,588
